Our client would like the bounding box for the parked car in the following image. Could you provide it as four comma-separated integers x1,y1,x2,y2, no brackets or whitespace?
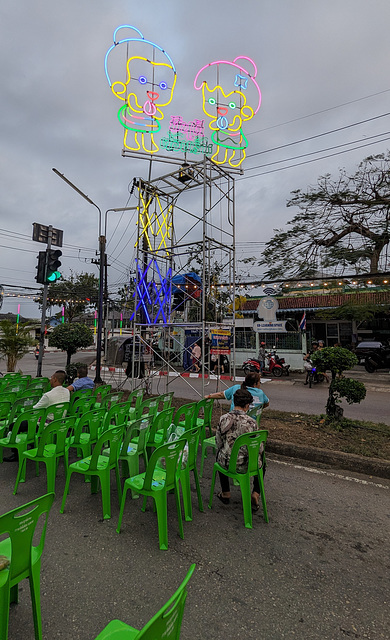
354,341,388,364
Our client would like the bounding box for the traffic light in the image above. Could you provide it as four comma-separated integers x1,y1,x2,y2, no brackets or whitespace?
35,251,47,284
47,249,62,282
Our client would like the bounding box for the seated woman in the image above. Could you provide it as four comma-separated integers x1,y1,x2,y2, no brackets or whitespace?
205,371,269,411
215,388,264,511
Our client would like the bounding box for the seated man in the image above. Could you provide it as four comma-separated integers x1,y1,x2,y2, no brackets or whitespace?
4,370,70,461
215,388,264,512
67,364,94,393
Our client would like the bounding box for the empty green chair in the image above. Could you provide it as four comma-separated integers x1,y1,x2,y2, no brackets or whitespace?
247,403,264,426
67,408,105,459
155,391,174,413
92,384,112,408
14,416,76,495
2,373,21,380
0,409,46,488
102,391,125,410
28,378,50,393
93,563,195,640
60,425,124,520
173,402,197,431
193,398,214,441
179,425,203,521
4,380,28,395
137,397,159,422
117,438,187,550
146,407,175,452
208,429,269,528
126,388,145,420
70,388,93,406
69,395,96,417
100,403,130,435
0,492,55,640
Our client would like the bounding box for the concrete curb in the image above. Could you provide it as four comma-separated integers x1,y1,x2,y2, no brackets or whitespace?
267,439,390,479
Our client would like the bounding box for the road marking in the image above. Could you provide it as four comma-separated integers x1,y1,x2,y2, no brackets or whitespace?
271,458,389,489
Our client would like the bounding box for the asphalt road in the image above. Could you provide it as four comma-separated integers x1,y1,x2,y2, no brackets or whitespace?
5,351,390,425
1,450,389,639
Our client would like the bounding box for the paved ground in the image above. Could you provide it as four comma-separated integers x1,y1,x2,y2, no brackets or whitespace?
1,449,389,640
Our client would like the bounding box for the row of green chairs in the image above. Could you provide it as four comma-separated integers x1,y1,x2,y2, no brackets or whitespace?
0,488,195,640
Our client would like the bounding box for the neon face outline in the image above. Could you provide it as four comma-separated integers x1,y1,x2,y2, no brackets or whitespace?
194,56,261,167
105,25,177,154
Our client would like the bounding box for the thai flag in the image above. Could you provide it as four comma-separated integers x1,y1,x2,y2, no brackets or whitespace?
299,311,306,331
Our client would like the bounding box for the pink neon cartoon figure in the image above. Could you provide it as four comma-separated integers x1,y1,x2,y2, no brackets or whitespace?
105,25,177,154
194,56,261,167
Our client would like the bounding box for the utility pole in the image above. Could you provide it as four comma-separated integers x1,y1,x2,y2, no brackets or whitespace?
36,226,52,377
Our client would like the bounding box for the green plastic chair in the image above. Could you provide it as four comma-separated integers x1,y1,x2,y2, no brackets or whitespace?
155,391,174,413
179,425,204,521
117,438,187,550
67,408,105,459
0,492,55,640
193,398,214,441
69,395,96,417
28,378,50,393
4,381,29,396
60,425,124,520
100,403,131,435
208,429,269,528
93,383,112,397
0,409,46,488
173,402,197,431
70,388,93,405
146,407,175,451
0,401,13,437
93,563,196,640
247,403,264,426
102,391,125,410
2,372,21,379
14,416,76,495
34,402,70,445
126,388,145,421
137,397,159,422
199,435,216,478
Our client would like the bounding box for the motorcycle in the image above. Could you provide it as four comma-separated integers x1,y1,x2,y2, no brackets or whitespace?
364,348,390,373
243,351,285,378
273,352,290,376
304,359,325,387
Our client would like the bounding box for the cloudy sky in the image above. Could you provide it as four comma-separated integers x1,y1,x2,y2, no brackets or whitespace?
1,0,390,318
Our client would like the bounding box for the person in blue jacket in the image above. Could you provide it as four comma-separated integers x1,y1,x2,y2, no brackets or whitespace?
205,371,270,411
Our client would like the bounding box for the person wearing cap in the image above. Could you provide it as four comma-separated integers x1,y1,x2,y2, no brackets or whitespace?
257,342,266,373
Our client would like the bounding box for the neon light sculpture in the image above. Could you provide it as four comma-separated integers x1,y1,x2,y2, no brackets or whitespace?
160,116,213,154
105,25,177,154
129,259,172,324
194,56,261,167
135,191,173,256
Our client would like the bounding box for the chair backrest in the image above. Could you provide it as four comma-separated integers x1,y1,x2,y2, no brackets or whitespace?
228,429,268,475
156,392,174,413
0,400,12,421
173,403,197,430
72,408,105,444
182,425,202,471
70,388,93,406
247,403,264,427
9,396,41,423
9,408,46,443
28,378,50,393
120,417,153,457
102,403,129,433
135,564,196,640
89,425,124,470
70,396,96,417
3,372,21,379
4,381,28,395
103,391,125,410
0,493,55,583
194,398,214,427
93,384,112,398
37,416,77,457
143,439,186,493
139,397,159,420
44,402,70,423
127,388,145,415
148,407,175,443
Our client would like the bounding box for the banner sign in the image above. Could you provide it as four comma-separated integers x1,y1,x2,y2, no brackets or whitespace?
210,329,231,355
253,321,287,333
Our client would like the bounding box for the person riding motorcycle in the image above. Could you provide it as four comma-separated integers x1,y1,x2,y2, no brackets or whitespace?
303,341,318,385
257,342,266,374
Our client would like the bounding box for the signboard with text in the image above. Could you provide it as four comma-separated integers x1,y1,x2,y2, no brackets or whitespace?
210,329,231,355
253,321,287,333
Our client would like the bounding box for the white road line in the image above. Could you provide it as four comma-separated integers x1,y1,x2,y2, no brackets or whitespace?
270,458,389,489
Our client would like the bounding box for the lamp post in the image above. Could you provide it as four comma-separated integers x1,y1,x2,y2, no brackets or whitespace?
52,168,104,383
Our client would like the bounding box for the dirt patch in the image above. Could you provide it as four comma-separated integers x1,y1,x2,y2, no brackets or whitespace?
122,391,390,461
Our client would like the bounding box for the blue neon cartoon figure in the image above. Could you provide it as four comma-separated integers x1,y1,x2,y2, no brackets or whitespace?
194,57,261,167
105,25,177,154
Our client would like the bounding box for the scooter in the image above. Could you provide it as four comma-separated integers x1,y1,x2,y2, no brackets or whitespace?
273,352,290,376
364,349,390,373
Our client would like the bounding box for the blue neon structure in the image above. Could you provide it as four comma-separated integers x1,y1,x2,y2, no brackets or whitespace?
129,258,172,325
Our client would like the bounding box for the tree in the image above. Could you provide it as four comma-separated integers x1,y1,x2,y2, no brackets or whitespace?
184,245,232,322
39,272,99,323
260,153,390,280
311,347,366,420
48,323,94,367
0,319,35,372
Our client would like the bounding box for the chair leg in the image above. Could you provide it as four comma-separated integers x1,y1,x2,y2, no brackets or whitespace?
45,459,56,494
116,482,130,533
193,466,204,512
115,463,122,502
208,465,217,509
29,559,43,640
200,441,207,478
100,471,111,520
13,456,27,494
0,569,11,640
239,476,253,529
60,469,73,513
174,483,184,540
126,456,140,499
258,469,269,523
180,468,192,522
154,493,169,550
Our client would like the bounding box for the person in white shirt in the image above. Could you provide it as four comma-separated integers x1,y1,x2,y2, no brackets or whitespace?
4,370,70,462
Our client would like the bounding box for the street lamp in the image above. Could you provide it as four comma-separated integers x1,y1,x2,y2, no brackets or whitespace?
52,168,104,383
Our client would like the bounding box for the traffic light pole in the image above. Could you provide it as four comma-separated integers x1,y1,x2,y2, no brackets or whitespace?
36,226,52,377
